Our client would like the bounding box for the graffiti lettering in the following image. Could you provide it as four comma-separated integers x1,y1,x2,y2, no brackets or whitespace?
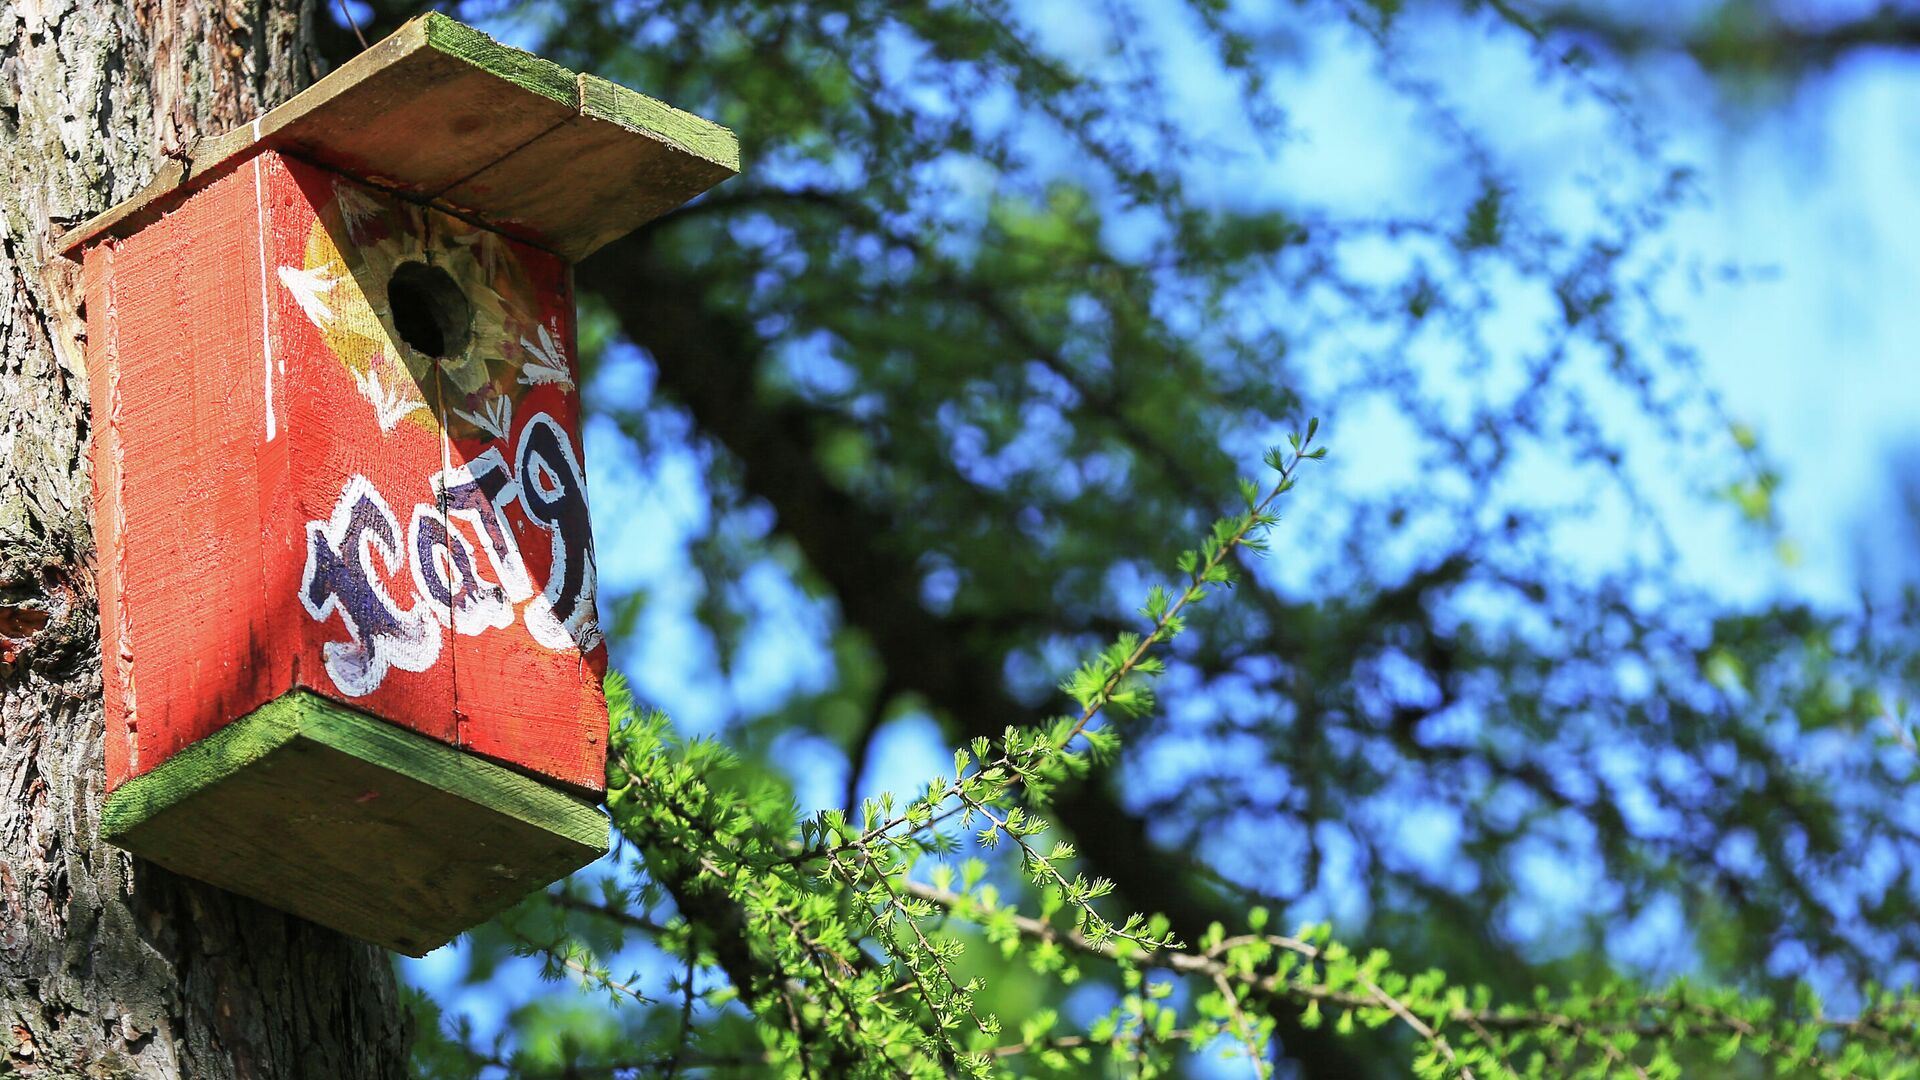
300,475,442,697
437,448,534,604
299,413,597,697
515,413,599,653
409,503,515,634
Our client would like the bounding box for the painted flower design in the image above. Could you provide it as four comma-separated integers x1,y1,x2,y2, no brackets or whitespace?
518,324,575,390
281,178,571,442
455,393,513,441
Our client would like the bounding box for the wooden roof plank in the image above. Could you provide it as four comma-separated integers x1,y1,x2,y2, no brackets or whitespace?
440,74,739,261
61,14,737,260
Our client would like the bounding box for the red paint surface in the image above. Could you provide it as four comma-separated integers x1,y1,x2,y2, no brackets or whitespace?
85,150,608,796
447,275,609,790
97,162,274,778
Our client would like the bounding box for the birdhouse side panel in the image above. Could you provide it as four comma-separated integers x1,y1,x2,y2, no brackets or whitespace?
90,161,281,787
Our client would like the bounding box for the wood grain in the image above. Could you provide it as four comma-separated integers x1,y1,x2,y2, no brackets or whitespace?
103,689,608,956
443,262,612,794
442,73,740,261
59,13,738,263
82,244,134,787
97,160,275,781
272,155,461,750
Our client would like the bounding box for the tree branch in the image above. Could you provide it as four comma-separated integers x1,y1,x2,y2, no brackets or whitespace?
1514,1,1920,75
578,230,1376,1077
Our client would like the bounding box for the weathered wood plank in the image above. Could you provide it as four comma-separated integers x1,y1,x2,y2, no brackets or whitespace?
272,156,463,751
441,243,611,793
442,74,740,260
103,690,608,956
60,13,738,262
261,15,578,194
102,161,276,780
82,243,136,787
578,74,742,172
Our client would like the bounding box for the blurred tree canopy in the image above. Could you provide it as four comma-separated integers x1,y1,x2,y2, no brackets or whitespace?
1510,0,1920,89
315,0,1920,1075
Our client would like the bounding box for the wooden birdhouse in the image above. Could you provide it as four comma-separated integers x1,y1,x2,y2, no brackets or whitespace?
62,15,737,955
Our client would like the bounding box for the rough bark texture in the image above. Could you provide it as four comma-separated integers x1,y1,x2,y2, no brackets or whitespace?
0,1,410,1076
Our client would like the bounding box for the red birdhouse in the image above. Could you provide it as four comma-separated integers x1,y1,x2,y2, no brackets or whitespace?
63,15,737,955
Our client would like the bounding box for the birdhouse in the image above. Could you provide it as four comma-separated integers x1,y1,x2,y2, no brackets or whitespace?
62,15,737,955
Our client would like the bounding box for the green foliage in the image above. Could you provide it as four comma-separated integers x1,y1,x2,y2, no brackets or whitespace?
414,432,1920,1076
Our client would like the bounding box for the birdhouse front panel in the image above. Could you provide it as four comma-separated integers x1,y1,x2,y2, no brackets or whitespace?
88,151,608,799
270,156,609,794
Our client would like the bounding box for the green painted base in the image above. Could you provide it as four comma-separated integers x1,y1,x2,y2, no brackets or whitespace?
103,690,608,956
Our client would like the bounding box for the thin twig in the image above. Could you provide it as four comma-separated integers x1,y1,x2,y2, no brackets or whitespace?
334,0,369,50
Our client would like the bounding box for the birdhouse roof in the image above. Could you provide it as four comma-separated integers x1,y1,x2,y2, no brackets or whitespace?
60,14,738,262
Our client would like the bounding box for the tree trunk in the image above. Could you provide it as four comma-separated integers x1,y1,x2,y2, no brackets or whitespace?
0,1,410,1076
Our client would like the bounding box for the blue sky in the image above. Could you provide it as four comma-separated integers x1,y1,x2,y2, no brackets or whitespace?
1665,49,1920,603
401,0,1920,1061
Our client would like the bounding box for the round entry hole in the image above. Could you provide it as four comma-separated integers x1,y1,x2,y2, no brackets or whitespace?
388,261,472,359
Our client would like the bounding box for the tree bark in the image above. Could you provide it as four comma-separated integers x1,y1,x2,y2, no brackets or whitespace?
0,1,410,1076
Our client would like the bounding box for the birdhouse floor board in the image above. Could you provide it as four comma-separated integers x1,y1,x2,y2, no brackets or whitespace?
101,690,609,956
